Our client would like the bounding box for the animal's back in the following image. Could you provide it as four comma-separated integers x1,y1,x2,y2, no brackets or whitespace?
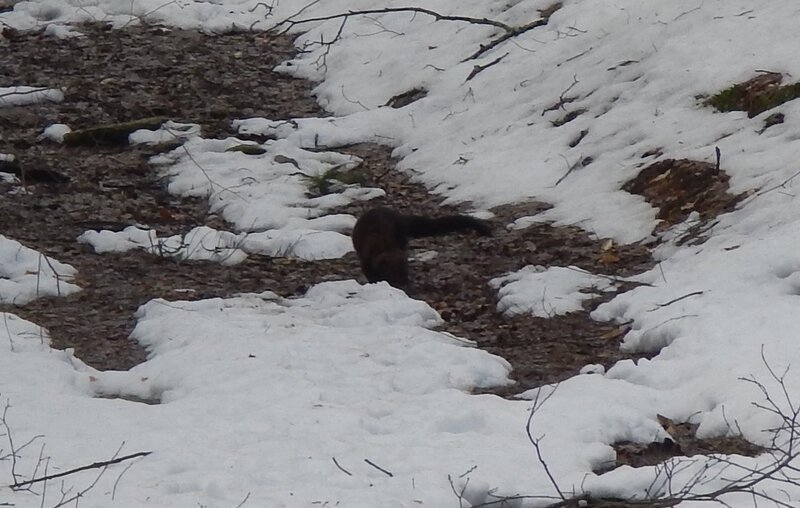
351,206,491,287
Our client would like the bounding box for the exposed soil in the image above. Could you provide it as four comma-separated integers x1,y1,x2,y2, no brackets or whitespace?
623,158,744,242
0,22,654,385
599,415,764,473
322,144,655,392
0,23,753,468
0,24,324,369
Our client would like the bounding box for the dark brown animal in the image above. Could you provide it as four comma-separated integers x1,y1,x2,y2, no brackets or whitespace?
351,207,491,288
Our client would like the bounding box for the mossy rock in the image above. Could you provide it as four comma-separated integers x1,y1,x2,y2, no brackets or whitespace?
63,116,167,146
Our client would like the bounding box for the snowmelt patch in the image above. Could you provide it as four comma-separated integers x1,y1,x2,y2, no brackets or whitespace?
491,265,615,317
0,235,79,305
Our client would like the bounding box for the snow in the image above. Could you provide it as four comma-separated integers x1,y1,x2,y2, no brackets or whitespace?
0,153,16,182
129,120,201,145
150,135,382,233
78,225,248,265
2,0,800,506
1,282,532,508
491,265,615,317
39,123,71,142
42,22,81,38
81,126,381,263
78,223,355,262
0,234,79,305
0,86,63,107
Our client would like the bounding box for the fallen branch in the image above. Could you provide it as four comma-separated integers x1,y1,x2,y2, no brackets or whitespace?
363,458,393,477
648,290,705,311
274,7,512,34
525,386,565,502
10,450,152,490
465,53,508,82
332,456,352,476
466,18,547,61
1,400,44,487
273,5,555,67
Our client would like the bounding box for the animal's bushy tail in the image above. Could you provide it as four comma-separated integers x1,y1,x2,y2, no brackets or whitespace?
402,214,491,238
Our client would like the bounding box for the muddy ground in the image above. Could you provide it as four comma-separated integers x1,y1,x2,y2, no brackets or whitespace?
0,23,754,469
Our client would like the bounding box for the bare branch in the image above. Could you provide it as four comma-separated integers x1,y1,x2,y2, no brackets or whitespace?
275,7,512,34
525,386,565,501
648,291,705,311
10,450,152,490
466,18,547,61
331,456,352,476
465,53,508,82
273,5,553,68
363,458,393,477
234,492,251,508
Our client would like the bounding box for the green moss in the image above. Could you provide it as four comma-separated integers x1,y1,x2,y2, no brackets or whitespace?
63,117,167,146
750,83,800,116
300,166,366,196
706,86,747,113
707,80,800,118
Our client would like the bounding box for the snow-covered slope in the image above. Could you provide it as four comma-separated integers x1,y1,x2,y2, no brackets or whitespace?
3,1,800,506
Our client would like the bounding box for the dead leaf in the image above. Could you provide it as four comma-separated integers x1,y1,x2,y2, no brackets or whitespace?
598,252,621,265
599,327,627,341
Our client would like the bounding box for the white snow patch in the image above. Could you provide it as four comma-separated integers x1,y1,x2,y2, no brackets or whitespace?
151,136,381,255
0,235,79,305
241,228,352,260
78,225,248,265
39,123,72,142
79,223,355,263
129,120,202,145
580,364,606,375
43,23,82,38
0,86,63,107
491,265,614,317
0,281,547,508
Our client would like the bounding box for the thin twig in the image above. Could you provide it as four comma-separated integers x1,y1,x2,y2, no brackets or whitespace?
234,492,251,508
466,17,547,60
648,290,705,311
275,7,512,34
11,451,152,489
363,458,393,477
756,168,800,197
525,386,564,501
332,457,352,476
465,53,508,82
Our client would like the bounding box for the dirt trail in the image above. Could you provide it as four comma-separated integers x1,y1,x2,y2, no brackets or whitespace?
0,23,653,386
0,20,757,472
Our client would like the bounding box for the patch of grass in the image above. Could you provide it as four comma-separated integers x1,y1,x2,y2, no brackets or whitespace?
706,73,800,117
300,166,366,196
63,116,167,146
